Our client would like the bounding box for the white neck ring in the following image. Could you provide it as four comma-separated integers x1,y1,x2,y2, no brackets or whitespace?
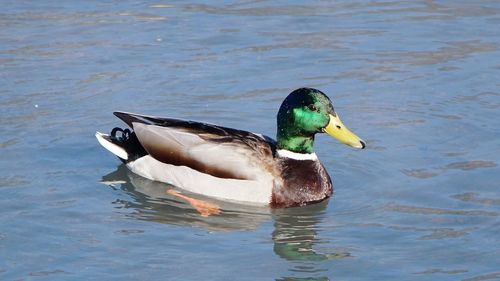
277,149,318,161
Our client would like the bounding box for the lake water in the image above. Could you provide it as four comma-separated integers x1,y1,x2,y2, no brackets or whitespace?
1,1,499,280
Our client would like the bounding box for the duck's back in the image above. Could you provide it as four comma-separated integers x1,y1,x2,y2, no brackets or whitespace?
100,111,279,205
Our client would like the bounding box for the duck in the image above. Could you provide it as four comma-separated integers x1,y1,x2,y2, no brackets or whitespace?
96,87,365,208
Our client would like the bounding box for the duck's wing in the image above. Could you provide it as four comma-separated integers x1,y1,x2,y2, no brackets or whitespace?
114,111,277,180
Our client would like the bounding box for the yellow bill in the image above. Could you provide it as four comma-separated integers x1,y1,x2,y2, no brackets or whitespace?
323,114,366,149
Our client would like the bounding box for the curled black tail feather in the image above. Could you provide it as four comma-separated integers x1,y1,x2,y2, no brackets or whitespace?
110,127,147,163
111,127,131,142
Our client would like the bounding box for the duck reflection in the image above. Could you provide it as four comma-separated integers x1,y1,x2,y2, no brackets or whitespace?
272,203,350,281
102,165,350,280
101,165,271,231
273,202,335,261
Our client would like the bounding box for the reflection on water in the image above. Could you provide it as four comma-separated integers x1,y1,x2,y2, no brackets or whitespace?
102,165,270,232
273,203,349,281
273,202,347,262
103,165,348,280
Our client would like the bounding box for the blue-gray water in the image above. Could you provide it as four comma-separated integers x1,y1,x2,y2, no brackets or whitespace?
1,1,500,280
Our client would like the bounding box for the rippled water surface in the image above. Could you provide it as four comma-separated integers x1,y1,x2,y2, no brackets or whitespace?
1,1,500,280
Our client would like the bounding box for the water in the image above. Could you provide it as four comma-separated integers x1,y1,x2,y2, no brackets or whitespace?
1,1,499,280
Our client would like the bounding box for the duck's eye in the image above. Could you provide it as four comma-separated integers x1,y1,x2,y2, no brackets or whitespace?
308,104,317,112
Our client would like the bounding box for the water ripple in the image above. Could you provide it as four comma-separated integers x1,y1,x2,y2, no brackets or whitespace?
414,268,468,275
452,193,500,206
376,40,498,66
403,160,497,179
386,203,498,217
462,272,500,281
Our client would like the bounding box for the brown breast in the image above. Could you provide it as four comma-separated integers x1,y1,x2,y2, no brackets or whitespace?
271,158,333,208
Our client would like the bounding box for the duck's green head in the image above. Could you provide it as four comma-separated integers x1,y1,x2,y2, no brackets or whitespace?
277,88,365,154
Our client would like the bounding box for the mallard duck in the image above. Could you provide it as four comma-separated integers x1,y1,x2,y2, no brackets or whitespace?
96,88,365,208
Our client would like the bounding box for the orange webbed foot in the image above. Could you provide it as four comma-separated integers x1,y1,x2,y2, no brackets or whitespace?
167,189,221,217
